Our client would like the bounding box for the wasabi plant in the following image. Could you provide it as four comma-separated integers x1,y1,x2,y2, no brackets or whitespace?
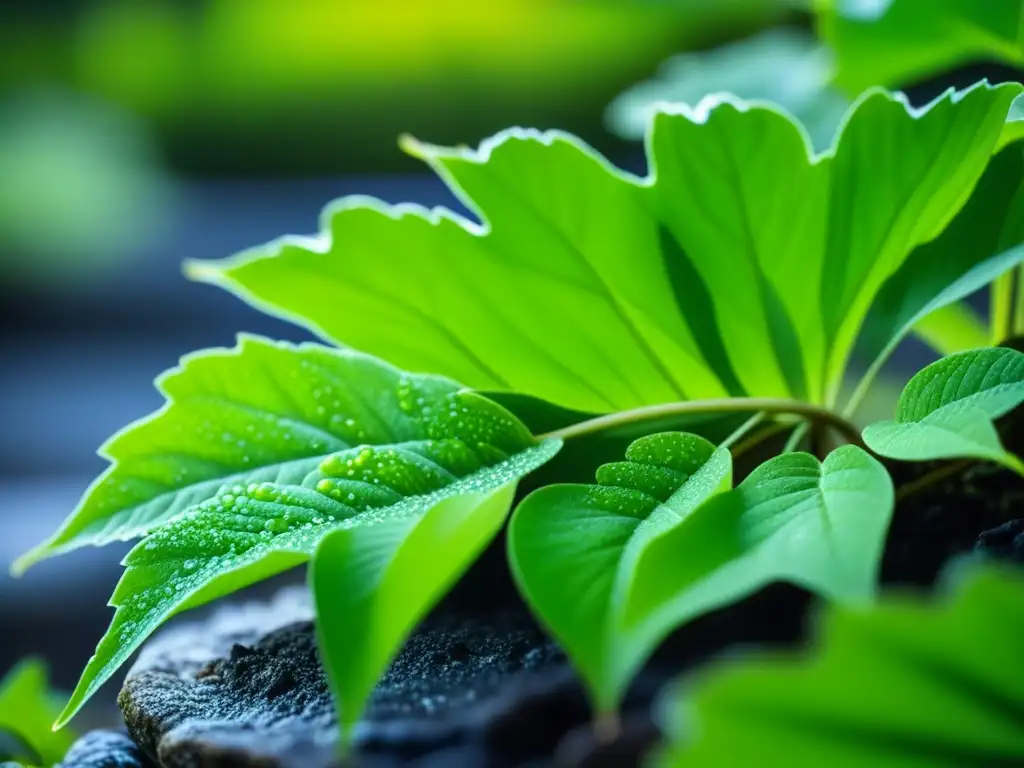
12,76,1024,746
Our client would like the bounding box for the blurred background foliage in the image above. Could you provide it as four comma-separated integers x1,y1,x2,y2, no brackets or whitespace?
0,0,800,288
1,0,791,177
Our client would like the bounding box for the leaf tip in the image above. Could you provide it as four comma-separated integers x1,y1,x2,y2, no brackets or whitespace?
398,133,428,160
9,546,44,578
182,258,222,284
51,708,72,732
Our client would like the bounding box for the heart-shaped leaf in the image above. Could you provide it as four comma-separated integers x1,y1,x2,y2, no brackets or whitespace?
55,385,559,727
615,446,893,701
853,142,1024,404
657,564,1024,766
510,440,893,715
13,335,516,573
189,83,1022,413
863,347,1024,471
508,432,732,712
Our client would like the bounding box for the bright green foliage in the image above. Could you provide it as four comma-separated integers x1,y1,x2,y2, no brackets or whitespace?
605,29,850,152
863,347,1024,471
657,565,1024,767
0,660,75,766
313,483,521,740
508,432,732,713
55,370,559,727
511,439,892,715
848,143,1024,411
820,0,1024,95
15,334,496,572
189,82,1022,414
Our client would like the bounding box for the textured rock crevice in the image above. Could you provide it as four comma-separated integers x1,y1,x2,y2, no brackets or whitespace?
117,587,584,767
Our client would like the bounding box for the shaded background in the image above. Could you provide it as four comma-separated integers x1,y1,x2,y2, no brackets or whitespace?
1,0,1012,728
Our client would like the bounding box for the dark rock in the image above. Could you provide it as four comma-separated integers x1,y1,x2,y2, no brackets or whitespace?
58,730,154,768
118,578,815,768
119,587,569,768
555,716,662,768
882,407,1024,588
882,460,1024,586
975,518,1024,563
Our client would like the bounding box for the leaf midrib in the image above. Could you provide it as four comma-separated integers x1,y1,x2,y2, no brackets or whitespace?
479,164,690,402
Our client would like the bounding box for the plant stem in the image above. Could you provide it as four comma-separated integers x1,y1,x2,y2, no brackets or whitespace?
783,422,810,454
541,397,865,449
992,266,1020,343
719,412,766,451
593,711,622,744
842,353,888,422
997,452,1024,479
1015,267,1024,338
896,453,1024,504
730,420,793,459
895,459,974,503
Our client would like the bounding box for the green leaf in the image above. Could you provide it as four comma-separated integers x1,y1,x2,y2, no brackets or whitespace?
508,432,732,713
1000,94,1024,152
189,82,1021,413
14,334,499,572
657,564,1024,767
0,659,75,766
312,482,518,741
511,441,892,715
618,444,892,697
55,386,560,727
848,142,1024,412
912,303,990,356
863,347,1024,470
606,29,850,153
821,0,1024,95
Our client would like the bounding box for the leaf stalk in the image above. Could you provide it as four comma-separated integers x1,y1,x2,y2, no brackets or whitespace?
541,398,865,450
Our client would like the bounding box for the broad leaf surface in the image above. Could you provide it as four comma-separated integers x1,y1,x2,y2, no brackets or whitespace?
190,83,1021,412
863,347,1024,467
56,391,559,727
0,659,74,766
657,565,1024,767
856,142,1024,375
14,335,500,572
313,483,519,740
606,28,849,152
821,0,1024,94
912,303,990,356
508,433,732,712
615,446,893,707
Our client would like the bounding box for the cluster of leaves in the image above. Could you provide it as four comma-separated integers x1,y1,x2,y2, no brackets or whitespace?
11,29,1024,761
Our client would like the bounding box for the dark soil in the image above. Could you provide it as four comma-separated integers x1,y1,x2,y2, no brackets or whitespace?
881,409,1024,587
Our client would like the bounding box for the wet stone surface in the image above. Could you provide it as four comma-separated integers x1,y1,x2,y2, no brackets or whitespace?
118,587,589,767
116,581,811,767
58,730,154,768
